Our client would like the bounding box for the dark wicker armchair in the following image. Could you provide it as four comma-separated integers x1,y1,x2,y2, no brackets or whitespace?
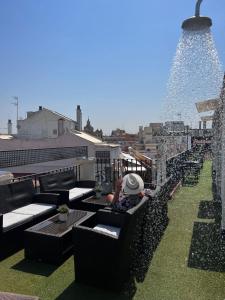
72,196,149,291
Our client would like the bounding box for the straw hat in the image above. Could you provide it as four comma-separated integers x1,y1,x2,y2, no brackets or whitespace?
122,173,144,195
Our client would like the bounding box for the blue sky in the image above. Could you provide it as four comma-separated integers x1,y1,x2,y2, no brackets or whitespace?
0,0,225,134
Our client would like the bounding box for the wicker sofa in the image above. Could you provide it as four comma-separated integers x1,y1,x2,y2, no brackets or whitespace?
72,196,149,291
39,170,96,208
0,179,59,258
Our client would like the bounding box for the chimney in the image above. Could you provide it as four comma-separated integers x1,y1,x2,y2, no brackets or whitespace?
199,121,202,130
76,105,82,131
8,119,12,135
39,106,43,111
27,111,35,118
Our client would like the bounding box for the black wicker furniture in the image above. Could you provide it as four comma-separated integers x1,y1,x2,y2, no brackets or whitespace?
38,170,96,208
0,179,60,258
25,209,95,264
72,196,149,291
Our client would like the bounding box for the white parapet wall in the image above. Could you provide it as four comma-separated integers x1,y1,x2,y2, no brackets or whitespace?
2,158,79,174
77,158,96,181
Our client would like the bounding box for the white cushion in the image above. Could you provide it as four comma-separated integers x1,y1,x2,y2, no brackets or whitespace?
3,212,33,231
93,224,121,238
69,187,93,201
12,203,56,217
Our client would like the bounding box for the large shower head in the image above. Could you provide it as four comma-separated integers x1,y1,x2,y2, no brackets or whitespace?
182,0,212,31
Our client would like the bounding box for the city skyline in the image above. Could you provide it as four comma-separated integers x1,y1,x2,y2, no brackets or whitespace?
0,0,225,134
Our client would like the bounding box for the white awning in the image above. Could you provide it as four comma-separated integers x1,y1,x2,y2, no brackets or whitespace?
195,99,219,113
120,152,141,165
200,115,214,122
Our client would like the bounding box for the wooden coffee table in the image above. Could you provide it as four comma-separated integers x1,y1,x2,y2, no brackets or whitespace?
24,209,95,264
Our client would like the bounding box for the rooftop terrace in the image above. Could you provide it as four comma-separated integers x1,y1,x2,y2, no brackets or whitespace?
0,160,224,300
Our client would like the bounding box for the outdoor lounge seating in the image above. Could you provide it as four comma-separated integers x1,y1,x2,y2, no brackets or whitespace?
0,179,59,258
72,196,149,291
39,170,96,208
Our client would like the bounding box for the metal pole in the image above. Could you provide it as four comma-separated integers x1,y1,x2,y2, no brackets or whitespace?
220,78,225,233
195,0,203,17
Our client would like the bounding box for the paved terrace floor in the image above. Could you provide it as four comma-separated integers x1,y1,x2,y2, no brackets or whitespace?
0,160,225,300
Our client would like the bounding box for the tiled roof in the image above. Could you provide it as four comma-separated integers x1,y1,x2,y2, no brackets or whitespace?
44,108,76,122
27,107,76,123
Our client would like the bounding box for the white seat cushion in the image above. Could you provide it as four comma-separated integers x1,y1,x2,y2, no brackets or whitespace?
93,224,121,238
12,203,56,217
69,187,93,201
3,212,33,231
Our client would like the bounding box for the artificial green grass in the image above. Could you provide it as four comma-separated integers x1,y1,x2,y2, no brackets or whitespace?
134,160,225,300
1,161,225,300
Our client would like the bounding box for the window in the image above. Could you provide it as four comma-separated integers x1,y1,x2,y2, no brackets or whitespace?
95,151,110,159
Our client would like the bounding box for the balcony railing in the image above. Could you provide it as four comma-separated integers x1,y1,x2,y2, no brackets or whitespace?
8,144,208,193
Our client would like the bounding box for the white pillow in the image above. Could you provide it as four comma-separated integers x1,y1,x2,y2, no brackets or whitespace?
12,203,56,217
3,212,33,230
69,187,93,201
93,224,121,237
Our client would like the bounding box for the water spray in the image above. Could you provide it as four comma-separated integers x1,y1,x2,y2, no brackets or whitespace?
182,0,212,31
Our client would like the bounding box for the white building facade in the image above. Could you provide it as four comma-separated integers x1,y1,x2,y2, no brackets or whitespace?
0,131,120,175
17,106,78,139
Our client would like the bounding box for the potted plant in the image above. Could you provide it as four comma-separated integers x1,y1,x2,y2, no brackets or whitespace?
95,183,102,199
58,205,69,222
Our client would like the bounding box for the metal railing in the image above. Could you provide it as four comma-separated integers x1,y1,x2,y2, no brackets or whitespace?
95,158,152,190
9,145,208,193
10,158,151,192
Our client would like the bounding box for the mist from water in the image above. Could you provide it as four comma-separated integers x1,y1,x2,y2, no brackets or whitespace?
164,28,223,127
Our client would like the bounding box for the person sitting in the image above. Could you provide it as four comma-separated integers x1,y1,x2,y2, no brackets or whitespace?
106,173,144,212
